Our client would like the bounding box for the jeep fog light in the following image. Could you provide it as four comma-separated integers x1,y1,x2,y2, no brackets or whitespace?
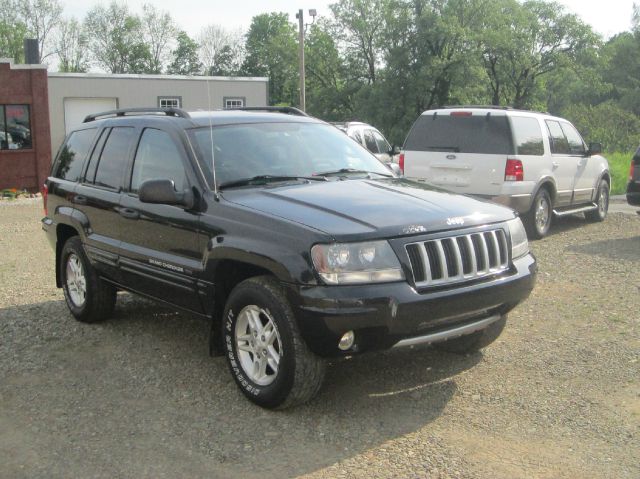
338,331,355,350
311,241,405,285
507,218,529,259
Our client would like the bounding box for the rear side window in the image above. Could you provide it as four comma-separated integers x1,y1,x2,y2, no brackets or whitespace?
93,127,136,190
511,117,544,156
130,128,187,193
545,120,570,155
54,128,97,181
404,114,514,154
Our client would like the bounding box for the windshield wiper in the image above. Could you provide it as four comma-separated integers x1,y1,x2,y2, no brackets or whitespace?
219,175,327,189
314,168,392,178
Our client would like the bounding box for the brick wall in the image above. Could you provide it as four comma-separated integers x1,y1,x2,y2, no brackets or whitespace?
0,60,52,192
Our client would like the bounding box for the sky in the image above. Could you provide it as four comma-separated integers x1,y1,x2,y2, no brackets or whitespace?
62,0,636,39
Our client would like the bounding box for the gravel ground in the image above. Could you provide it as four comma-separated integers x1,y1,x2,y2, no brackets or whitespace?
1,199,638,478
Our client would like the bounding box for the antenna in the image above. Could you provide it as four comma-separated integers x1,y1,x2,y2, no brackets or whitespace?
206,79,219,200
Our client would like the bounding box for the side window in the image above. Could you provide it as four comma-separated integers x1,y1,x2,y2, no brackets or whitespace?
131,128,187,193
93,127,136,190
372,130,390,154
350,129,363,145
83,128,109,183
364,129,379,153
560,122,586,155
54,128,97,181
511,117,544,156
545,120,570,155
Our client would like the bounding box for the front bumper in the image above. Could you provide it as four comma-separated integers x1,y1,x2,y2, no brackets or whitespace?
285,253,537,357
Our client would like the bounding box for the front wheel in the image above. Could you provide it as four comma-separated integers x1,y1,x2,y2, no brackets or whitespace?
222,276,325,409
525,188,552,239
585,180,609,222
434,316,507,354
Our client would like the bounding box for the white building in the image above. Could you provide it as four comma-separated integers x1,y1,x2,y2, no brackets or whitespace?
47,72,269,153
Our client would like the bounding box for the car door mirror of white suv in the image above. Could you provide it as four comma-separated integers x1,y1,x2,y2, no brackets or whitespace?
389,144,402,156
587,142,602,156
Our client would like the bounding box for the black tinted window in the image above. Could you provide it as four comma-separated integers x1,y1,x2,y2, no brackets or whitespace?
94,127,136,190
131,129,186,193
545,120,570,154
54,128,97,181
560,122,586,155
511,116,544,156
404,114,514,154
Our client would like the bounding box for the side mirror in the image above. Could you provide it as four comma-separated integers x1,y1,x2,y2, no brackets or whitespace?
138,179,194,209
386,162,402,176
389,144,402,156
587,142,602,156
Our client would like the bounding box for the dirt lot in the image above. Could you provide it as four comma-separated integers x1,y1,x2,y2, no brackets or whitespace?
1,199,638,479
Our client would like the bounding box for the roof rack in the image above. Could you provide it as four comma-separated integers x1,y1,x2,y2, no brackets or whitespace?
233,106,308,117
443,105,514,110
83,107,191,123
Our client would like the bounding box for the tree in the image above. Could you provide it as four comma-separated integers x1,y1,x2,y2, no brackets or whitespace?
167,31,201,75
141,3,176,74
241,13,298,105
0,1,27,62
602,31,640,115
197,24,243,75
55,18,88,72
84,2,151,73
18,0,63,62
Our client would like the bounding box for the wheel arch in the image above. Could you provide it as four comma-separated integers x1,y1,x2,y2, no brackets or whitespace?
55,223,80,287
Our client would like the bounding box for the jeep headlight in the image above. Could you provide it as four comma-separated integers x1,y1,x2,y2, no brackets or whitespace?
507,218,529,259
311,241,405,285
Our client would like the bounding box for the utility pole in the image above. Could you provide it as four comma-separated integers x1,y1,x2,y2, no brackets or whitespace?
296,9,305,112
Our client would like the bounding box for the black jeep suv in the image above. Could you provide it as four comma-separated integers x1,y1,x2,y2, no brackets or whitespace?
42,107,536,409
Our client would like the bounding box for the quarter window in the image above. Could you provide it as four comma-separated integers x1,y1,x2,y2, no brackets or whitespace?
0,104,31,150
93,127,137,190
511,117,544,156
131,129,187,193
364,130,379,153
224,98,244,109
545,120,570,155
54,128,97,181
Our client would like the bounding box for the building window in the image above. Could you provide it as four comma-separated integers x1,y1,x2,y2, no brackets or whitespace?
224,98,245,109
0,104,32,150
158,97,181,109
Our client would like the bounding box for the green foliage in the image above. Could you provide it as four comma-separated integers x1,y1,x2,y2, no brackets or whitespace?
55,18,88,72
606,151,633,195
561,102,640,153
0,0,28,62
241,13,298,105
167,31,201,75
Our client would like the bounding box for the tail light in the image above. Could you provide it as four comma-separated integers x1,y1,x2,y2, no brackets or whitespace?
42,183,48,216
399,153,405,173
505,158,524,181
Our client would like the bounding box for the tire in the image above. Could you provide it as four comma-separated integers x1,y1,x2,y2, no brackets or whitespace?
222,275,325,409
60,236,116,323
524,188,552,239
585,180,609,222
434,316,507,355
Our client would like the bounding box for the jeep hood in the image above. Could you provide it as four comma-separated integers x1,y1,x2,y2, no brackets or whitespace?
221,178,516,240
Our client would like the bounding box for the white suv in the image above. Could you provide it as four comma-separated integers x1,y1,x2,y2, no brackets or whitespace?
332,121,400,164
400,107,610,238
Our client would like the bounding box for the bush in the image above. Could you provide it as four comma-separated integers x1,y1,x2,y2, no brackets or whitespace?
606,152,633,195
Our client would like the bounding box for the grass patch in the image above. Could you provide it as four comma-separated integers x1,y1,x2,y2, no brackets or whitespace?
606,151,632,195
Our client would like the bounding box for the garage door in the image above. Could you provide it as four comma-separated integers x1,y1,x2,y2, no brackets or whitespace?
63,98,117,134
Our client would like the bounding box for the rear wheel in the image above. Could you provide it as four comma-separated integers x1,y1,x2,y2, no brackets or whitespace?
525,188,552,239
585,180,609,222
434,316,507,354
60,236,116,323
222,276,325,409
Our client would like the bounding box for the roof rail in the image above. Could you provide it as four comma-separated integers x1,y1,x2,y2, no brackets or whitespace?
443,105,514,110
83,107,191,123
233,106,308,117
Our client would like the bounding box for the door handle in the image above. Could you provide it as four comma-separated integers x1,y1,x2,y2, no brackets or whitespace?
118,207,139,220
552,161,559,168
73,195,87,205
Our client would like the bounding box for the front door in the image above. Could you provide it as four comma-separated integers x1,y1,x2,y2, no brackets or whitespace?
561,122,596,204
118,127,204,313
545,120,578,207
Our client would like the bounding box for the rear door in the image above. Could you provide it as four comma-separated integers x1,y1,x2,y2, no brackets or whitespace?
117,127,204,313
402,111,511,195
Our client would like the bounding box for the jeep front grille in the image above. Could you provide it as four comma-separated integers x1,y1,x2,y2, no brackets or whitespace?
405,229,509,287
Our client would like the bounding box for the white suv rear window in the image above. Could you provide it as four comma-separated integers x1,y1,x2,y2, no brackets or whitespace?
511,116,544,156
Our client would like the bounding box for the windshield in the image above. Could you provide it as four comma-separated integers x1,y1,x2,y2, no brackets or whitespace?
187,121,391,188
